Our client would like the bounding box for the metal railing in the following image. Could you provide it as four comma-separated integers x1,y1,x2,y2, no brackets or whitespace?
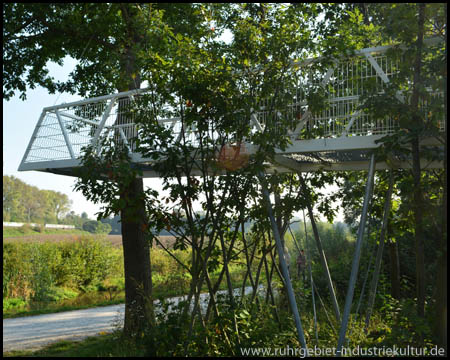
19,39,444,170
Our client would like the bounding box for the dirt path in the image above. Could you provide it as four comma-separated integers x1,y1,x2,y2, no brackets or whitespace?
3,286,264,353
3,304,125,353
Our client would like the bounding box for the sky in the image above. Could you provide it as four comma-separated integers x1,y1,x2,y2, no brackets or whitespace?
3,53,343,223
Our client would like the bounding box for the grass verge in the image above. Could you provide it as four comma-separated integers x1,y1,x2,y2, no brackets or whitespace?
3,333,119,357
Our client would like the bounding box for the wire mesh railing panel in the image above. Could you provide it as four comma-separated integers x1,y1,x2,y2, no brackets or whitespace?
26,112,72,162
254,50,411,139
20,42,444,170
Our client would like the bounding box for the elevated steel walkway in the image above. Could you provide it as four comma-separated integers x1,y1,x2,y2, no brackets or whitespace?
18,40,444,176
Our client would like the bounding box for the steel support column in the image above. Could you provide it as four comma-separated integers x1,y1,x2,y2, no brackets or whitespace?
336,153,376,356
310,261,319,344
299,175,341,323
364,170,394,332
258,171,308,354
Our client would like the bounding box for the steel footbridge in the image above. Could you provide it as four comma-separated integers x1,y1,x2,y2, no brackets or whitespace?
19,39,445,176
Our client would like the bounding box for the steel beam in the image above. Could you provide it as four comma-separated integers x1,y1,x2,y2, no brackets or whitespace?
336,153,376,356
246,135,387,155
55,110,75,159
364,171,394,332
258,171,308,353
91,98,116,147
18,110,47,171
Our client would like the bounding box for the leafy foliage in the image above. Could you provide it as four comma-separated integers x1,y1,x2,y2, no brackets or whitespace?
82,220,112,234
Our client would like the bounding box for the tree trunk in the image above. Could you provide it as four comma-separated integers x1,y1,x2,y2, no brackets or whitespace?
121,178,154,336
434,3,447,351
118,4,153,337
410,3,426,318
388,240,401,299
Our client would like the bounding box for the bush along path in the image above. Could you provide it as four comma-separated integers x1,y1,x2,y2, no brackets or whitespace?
3,285,264,353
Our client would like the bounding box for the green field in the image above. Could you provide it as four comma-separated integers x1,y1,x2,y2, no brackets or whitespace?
3,229,250,319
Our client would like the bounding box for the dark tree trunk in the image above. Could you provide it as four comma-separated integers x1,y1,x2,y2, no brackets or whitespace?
118,4,153,337
121,178,154,336
388,240,401,299
410,3,425,318
434,3,447,352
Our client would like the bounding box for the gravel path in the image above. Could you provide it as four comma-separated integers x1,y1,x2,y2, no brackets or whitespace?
3,286,264,353
3,304,125,353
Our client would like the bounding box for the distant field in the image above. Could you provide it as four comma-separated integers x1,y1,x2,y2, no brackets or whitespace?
104,234,178,248
3,227,91,238
3,233,177,249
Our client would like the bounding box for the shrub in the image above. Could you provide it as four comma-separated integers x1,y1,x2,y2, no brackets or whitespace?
3,237,123,301
82,220,99,233
96,222,112,234
82,220,112,234
3,242,33,299
58,236,122,289
46,287,79,302
20,223,33,234
29,243,55,302
3,297,27,311
151,248,174,274
376,296,435,348
33,223,45,233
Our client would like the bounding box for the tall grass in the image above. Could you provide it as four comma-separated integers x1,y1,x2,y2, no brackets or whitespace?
3,236,123,315
3,237,249,317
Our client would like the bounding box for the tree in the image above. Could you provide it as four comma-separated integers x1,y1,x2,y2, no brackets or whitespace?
361,2,445,324
3,175,72,224
82,220,111,234
62,210,84,229
329,3,445,347
4,3,154,336
41,190,71,223
3,175,26,221
3,3,228,337
100,215,122,234
71,3,335,349
6,3,444,351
